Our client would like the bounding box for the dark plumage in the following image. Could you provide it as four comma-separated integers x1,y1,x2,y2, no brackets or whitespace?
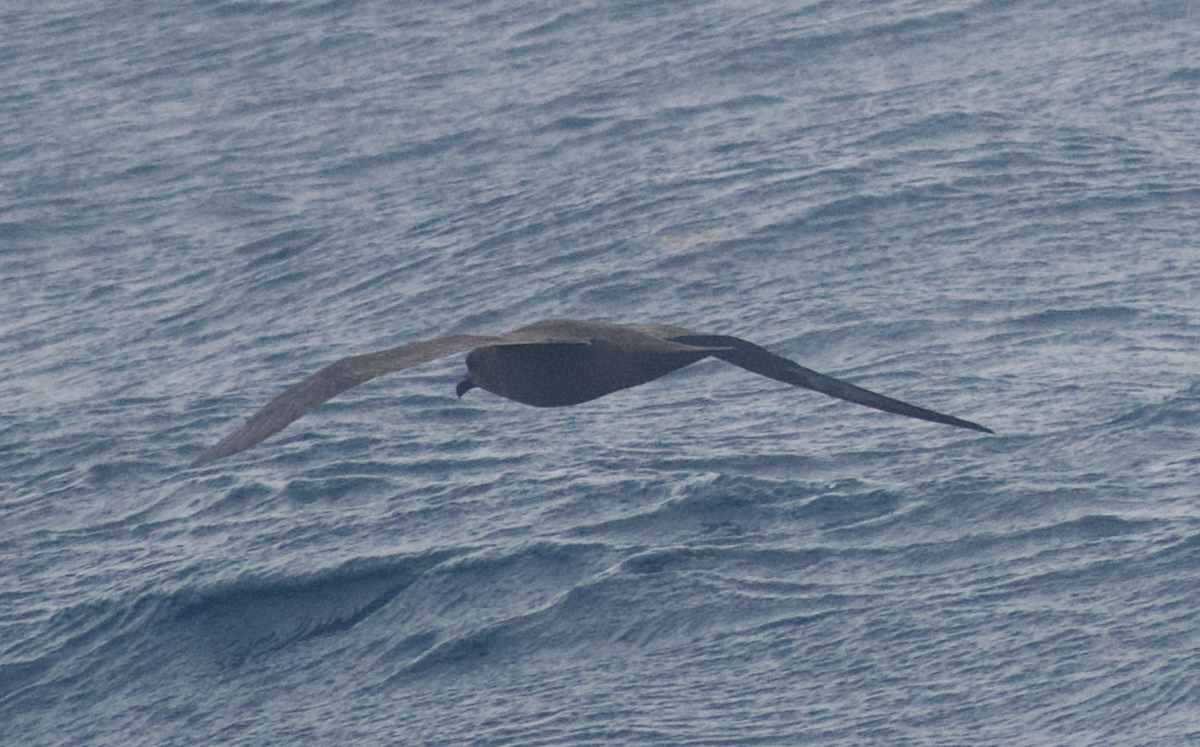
191,319,992,466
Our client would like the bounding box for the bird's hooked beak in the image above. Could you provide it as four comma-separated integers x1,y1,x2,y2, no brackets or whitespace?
456,376,476,398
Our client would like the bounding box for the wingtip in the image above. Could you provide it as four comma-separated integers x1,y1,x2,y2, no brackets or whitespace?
962,420,995,435
188,439,241,467
188,452,217,468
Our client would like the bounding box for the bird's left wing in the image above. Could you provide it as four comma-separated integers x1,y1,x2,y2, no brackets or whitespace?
191,334,501,466
664,333,994,434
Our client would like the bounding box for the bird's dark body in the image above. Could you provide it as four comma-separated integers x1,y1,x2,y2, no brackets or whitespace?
463,341,711,407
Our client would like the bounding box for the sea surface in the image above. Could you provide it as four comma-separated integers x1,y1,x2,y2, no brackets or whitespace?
3,0,1200,744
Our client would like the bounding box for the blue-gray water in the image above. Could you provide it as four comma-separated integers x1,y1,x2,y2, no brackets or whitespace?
3,1,1200,744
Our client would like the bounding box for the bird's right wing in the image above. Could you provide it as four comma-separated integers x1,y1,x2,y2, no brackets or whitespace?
191,334,501,466
665,333,994,434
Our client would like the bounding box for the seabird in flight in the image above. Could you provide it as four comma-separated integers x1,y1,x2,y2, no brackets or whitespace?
191,319,992,466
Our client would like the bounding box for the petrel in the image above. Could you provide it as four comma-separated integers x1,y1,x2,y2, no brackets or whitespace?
191,319,992,466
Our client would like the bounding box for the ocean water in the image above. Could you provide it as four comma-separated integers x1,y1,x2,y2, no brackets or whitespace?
3,0,1200,744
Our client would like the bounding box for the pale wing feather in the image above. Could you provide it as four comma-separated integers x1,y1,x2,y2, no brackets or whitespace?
191,334,500,466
